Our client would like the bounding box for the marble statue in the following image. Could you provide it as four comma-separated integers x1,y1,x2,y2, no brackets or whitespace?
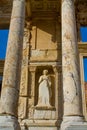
36,69,52,107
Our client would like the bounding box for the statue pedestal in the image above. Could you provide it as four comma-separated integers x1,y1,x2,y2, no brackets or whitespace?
20,106,59,130
35,105,55,110
34,106,56,120
0,116,21,130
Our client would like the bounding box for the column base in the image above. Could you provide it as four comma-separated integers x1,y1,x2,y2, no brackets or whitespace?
60,116,87,130
66,122,87,130
0,115,21,130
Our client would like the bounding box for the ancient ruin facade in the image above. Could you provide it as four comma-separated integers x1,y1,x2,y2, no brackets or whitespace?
0,0,87,130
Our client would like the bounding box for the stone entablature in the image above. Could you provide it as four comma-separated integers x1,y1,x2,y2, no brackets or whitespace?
1,0,87,27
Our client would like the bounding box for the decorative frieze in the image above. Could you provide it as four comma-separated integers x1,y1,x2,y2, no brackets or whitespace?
31,0,60,12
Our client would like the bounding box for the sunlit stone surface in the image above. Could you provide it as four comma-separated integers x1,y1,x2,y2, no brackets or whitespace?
0,0,87,130
0,0,25,130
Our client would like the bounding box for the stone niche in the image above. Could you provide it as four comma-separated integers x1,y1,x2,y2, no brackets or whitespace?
34,66,56,120
28,65,57,120
18,64,62,126
34,66,55,107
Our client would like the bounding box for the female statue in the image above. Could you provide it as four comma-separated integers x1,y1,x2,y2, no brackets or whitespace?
37,70,52,107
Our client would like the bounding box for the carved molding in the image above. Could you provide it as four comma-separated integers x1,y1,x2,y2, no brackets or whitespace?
76,2,87,26
31,0,60,12
53,65,62,73
78,43,87,53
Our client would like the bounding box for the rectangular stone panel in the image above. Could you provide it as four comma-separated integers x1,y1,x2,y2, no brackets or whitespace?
34,109,56,120
30,50,59,61
20,66,28,96
36,20,59,50
18,97,27,119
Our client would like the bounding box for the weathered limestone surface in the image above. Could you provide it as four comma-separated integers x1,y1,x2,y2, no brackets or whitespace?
0,0,87,130
34,109,56,119
18,11,61,129
0,0,25,129
20,66,28,96
0,0,25,116
29,20,61,62
18,15,61,127
61,0,86,129
0,116,20,130
62,0,83,116
18,97,27,119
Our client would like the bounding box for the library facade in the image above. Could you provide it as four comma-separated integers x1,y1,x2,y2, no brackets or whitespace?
0,0,87,130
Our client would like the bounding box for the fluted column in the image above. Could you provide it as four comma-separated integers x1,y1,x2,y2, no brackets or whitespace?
61,0,84,129
0,0,25,118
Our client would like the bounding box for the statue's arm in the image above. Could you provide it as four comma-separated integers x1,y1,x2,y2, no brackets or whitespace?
48,76,51,87
38,76,43,83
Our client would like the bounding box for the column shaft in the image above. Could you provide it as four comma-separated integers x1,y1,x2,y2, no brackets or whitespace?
62,0,83,116
0,0,25,117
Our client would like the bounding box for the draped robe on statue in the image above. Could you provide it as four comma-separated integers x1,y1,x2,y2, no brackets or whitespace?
37,74,52,107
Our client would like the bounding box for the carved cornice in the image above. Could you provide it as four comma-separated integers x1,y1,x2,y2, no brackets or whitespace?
0,0,61,25
0,0,12,27
76,1,87,26
0,0,12,13
31,0,60,12
29,0,60,19
78,43,87,53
